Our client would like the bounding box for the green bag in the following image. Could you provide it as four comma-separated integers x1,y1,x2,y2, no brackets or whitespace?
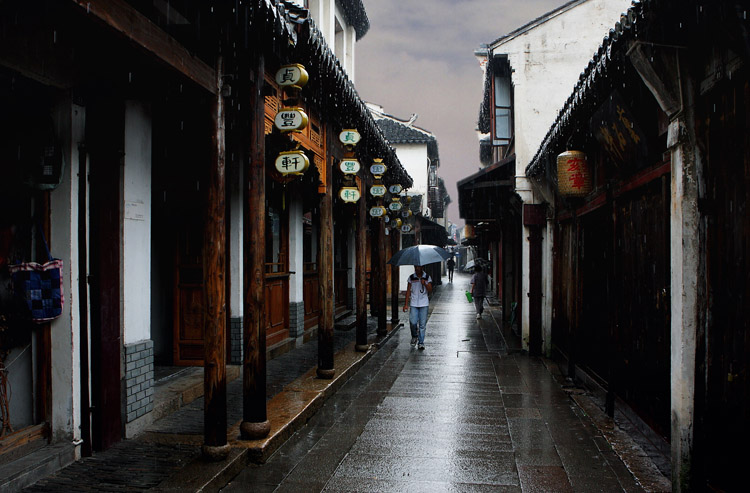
465,291,473,303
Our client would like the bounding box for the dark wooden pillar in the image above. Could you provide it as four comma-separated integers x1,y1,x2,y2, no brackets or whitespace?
390,229,400,324
376,220,388,336
241,53,270,440
203,56,229,459
524,204,545,357
317,153,335,378
355,177,369,351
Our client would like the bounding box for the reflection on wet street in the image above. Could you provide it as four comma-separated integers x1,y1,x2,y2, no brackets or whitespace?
223,272,645,492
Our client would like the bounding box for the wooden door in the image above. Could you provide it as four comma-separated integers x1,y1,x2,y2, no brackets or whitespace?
173,228,204,365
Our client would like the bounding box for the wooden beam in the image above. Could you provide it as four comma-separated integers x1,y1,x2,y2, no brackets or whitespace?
69,0,216,94
241,53,270,440
202,56,228,460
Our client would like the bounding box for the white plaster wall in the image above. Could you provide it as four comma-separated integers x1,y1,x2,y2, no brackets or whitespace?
229,163,243,318
495,0,632,178
122,101,152,345
392,143,428,210
49,101,85,443
288,197,304,303
493,0,632,351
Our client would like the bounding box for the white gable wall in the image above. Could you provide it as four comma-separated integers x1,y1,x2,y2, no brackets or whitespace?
493,0,632,193
491,0,631,354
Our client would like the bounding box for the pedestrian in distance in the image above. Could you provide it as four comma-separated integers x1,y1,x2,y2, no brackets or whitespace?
403,264,432,350
446,256,455,283
470,265,489,320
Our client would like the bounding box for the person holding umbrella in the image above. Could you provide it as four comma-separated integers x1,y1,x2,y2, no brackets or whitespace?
403,264,432,350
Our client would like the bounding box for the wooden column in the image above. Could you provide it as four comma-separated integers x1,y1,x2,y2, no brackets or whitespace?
202,56,229,460
355,177,369,351
241,53,270,440
317,153,335,378
390,229,400,324
376,220,388,336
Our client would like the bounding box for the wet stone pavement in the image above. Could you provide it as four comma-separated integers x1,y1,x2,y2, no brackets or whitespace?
222,272,645,492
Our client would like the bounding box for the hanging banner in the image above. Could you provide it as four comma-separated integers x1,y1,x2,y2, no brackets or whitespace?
274,150,309,175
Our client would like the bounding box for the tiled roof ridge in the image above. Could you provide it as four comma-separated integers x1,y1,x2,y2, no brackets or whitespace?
488,0,590,48
374,113,436,139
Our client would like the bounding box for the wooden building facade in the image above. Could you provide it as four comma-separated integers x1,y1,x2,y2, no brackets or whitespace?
526,1,750,490
0,0,410,485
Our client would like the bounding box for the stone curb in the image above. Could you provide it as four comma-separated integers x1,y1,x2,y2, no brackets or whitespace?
153,322,402,492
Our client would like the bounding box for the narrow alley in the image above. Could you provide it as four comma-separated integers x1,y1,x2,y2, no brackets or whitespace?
221,273,661,492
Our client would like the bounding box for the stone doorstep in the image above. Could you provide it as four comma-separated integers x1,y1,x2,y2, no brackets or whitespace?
0,443,75,493
152,322,401,492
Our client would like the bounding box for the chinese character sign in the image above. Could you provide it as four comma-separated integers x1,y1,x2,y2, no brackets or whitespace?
589,90,648,167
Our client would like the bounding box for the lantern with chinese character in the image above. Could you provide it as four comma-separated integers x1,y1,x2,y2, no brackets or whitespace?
370,184,386,197
339,159,360,175
275,150,310,176
274,107,309,133
339,186,361,203
369,206,387,218
557,150,592,197
388,201,403,212
275,64,309,91
370,159,387,178
339,129,361,146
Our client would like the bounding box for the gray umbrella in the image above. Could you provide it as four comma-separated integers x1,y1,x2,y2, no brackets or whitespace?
387,244,451,266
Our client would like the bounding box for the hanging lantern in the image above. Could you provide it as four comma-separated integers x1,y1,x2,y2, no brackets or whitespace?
388,201,403,212
370,158,387,178
401,224,413,234
401,209,413,219
388,184,403,194
274,107,309,133
339,187,361,203
275,64,309,91
339,159,360,175
370,184,386,197
557,150,592,197
369,206,387,218
339,129,361,146
274,150,309,176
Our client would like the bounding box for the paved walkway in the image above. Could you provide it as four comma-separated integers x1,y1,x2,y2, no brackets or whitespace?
222,274,655,492
22,272,670,492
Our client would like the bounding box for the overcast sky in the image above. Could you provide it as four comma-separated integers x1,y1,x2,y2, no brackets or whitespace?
355,0,571,226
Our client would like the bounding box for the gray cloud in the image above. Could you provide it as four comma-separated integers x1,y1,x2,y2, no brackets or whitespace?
356,0,571,225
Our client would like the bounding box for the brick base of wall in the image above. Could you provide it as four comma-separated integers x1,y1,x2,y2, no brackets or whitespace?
348,287,355,310
230,317,243,365
289,301,305,339
125,340,154,424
